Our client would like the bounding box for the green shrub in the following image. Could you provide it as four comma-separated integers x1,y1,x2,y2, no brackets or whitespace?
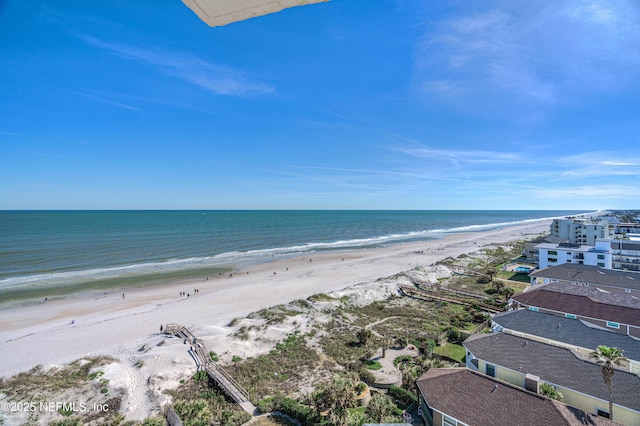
540,383,563,401
366,393,402,423
141,417,165,426
173,399,213,425
388,385,418,408
219,409,252,426
232,355,242,363
256,396,276,414
422,339,436,354
393,355,413,367
58,407,74,417
209,351,219,362
193,370,208,383
446,327,461,343
364,360,382,370
266,394,320,424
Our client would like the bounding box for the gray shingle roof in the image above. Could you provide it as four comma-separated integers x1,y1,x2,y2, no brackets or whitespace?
463,333,640,411
492,310,640,362
531,264,640,291
512,288,640,327
416,368,619,426
541,282,640,309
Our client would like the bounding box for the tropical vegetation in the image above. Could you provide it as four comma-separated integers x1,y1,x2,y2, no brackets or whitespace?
590,345,627,420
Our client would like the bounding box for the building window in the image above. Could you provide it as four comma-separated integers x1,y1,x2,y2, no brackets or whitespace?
443,414,458,426
598,262,605,267
565,314,577,319
606,322,620,329
549,250,558,255
486,363,496,377
598,254,605,260
549,258,558,263
529,306,539,312
597,409,610,419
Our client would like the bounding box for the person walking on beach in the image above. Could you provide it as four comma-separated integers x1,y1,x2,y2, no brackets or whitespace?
122,293,125,299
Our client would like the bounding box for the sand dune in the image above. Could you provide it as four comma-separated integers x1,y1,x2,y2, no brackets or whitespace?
0,219,551,421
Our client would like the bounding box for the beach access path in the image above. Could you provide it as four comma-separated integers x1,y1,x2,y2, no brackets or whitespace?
0,220,551,381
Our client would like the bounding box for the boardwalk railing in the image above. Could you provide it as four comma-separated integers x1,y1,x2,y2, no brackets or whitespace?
163,323,254,414
398,285,503,314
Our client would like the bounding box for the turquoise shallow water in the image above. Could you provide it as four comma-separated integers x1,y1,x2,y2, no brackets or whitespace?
0,210,589,298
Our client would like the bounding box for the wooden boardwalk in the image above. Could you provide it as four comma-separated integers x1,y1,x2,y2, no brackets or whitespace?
398,285,503,314
163,323,256,415
448,264,484,276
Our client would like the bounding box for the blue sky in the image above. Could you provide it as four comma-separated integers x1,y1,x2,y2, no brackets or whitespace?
1,0,639,210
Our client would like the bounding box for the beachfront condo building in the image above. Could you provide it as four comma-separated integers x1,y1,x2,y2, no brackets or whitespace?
550,218,615,246
536,240,612,269
536,238,640,272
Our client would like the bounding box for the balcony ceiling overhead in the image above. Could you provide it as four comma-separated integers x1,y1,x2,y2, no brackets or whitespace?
181,0,326,27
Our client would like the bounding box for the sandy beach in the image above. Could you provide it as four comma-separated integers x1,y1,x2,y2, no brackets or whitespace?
0,219,551,421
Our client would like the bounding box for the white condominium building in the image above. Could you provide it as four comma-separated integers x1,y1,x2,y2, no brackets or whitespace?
550,218,615,246
536,239,640,272
536,240,612,269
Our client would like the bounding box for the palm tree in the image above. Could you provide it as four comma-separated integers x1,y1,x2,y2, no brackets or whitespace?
590,345,627,420
382,338,393,358
356,327,373,346
501,287,514,300
485,266,497,281
492,279,505,294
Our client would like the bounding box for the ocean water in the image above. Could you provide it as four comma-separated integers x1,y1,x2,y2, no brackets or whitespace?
0,210,588,300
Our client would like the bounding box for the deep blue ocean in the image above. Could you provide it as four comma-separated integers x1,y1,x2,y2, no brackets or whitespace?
0,210,589,299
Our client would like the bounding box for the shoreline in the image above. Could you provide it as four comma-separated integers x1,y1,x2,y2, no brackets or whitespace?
0,219,553,379
0,210,600,303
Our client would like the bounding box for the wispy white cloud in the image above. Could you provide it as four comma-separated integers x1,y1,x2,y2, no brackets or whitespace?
79,35,275,97
601,161,640,167
293,165,464,182
398,145,525,166
414,1,640,112
533,185,640,199
71,91,142,111
555,151,640,177
0,130,29,137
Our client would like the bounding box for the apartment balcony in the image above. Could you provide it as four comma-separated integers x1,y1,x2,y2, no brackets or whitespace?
613,256,640,265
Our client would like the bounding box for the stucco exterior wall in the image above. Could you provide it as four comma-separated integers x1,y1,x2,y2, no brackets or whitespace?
555,385,639,426
475,356,640,425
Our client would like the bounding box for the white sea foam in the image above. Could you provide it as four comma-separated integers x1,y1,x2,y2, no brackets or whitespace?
0,211,594,292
